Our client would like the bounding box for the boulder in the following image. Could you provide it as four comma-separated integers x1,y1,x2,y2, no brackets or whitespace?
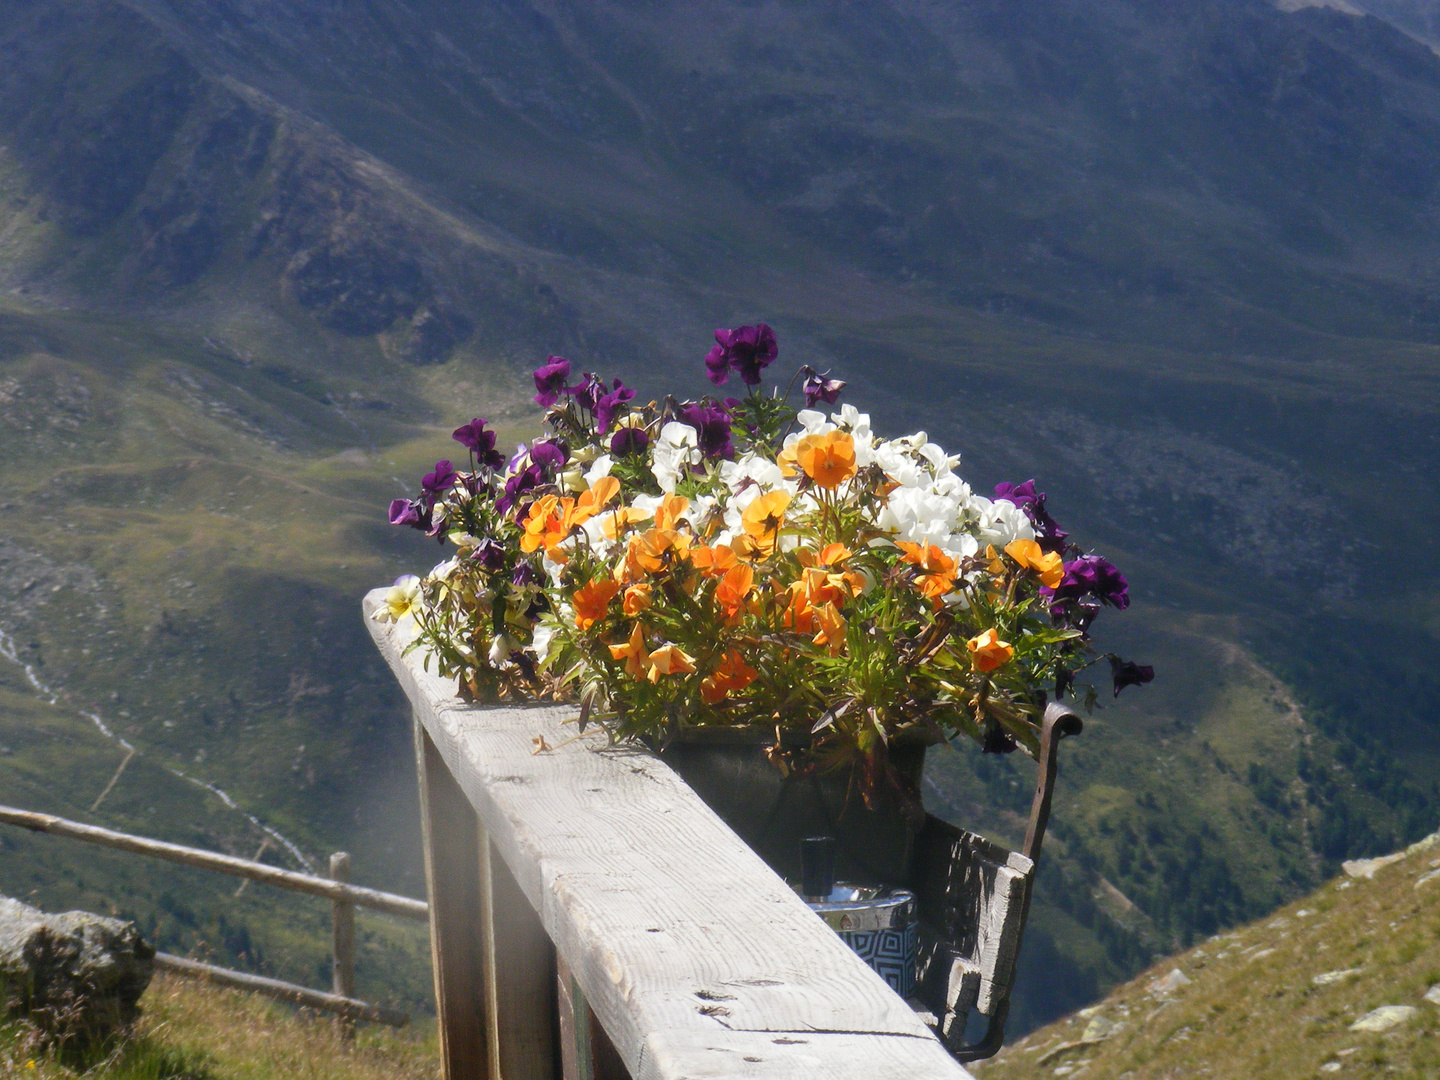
0,895,154,1043
1348,1005,1417,1033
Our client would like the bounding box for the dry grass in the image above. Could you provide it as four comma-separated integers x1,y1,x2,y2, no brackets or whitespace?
0,973,440,1080
978,834,1440,1080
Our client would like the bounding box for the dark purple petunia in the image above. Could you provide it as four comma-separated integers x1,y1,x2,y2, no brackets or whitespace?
981,718,1017,755
996,479,1069,554
679,403,735,460
452,417,506,469
1110,656,1155,697
994,479,1041,509
705,323,778,386
1049,554,1130,610
802,368,846,407
594,379,636,433
610,425,650,457
422,460,457,499
471,537,507,571
495,463,544,516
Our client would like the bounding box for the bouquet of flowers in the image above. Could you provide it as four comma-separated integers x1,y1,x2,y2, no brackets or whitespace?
379,324,1151,803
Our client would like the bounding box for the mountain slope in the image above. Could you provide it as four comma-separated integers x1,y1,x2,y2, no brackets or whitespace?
978,829,1440,1078
0,0,1438,1033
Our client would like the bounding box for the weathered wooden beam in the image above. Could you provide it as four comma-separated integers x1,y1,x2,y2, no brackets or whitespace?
330,851,357,1041
0,805,428,921
416,720,491,1080
483,835,558,1079
154,953,409,1027
366,590,973,1080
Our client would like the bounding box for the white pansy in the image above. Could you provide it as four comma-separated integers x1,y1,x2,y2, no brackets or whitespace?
973,496,1035,549
374,575,422,623
488,631,520,665
721,453,786,495
795,409,830,432
529,621,557,664
428,558,460,582
651,422,700,493
584,454,614,485
559,465,587,493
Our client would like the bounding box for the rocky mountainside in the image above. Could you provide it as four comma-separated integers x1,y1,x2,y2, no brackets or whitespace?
978,828,1440,1079
1,0,1438,1030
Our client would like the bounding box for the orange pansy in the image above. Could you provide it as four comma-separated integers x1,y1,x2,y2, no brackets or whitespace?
608,622,650,678
692,543,739,576
701,649,759,705
967,628,1014,672
795,430,857,489
654,494,690,532
740,491,791,556
715,564,755,620
1003,538,1064,589
896,541,958,599
622,583,653,616
571,579,620,631
645,643,696,682
629,527,692,575
812,602,847,657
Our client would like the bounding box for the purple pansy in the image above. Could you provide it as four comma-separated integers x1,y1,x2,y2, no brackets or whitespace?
594,379,636,433
422,460,457,499
704,323,778,386
512,563,542,588
679,403,735,460
495,462,544,516
994,480,1041,509
610,426,650,457
471,537,507,571
533,357,572,407
1110,656,1155,697
452,417,505,469
528,439,568,474
570,372,606,413
802,368,846,407
388,497,430,531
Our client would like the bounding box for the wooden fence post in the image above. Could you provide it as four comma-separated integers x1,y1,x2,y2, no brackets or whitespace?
481,838,558,1080
330,851,356,1042
415,719,491,1080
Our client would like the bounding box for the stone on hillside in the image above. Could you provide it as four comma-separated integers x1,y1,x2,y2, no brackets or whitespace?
1341,853,1406,879
0,895,154,1042
1423,984,1440,1006
1150,968,1191,995
1416,868,1440,889
1081,1014,1118,1042
1347,1005,1417,1033
1313,967,1364,987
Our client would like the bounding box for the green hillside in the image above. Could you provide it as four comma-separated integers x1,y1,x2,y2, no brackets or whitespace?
978,829,1440,1079
0,0,1438,1033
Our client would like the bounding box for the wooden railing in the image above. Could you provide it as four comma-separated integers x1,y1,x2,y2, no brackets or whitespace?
0,804,424,1027
365,588,974,1079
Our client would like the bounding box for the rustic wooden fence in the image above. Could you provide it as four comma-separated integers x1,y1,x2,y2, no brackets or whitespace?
365,588,975,1079
0,804,424,1027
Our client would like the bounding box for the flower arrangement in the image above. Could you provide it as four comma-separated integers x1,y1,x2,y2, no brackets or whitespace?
379,325,1151,803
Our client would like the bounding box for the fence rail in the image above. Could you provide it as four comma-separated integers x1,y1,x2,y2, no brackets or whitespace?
0,803,427,1027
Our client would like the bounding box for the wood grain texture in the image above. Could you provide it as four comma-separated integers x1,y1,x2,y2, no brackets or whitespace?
416,721,491,1080
366,591,972,1080
484,836,559,1079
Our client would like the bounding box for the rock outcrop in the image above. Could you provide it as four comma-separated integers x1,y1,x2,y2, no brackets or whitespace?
0,895,154,1042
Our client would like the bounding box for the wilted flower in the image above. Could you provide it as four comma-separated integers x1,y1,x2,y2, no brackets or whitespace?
594,379,636,433
471,537,507,571
705,323,778,386
801,367,845,407
570,371,606,413
967,628,1014,672
452,418,505,469
495,463,544,516
533,357,572,407
1110,656,1155,697
388,497,430,531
